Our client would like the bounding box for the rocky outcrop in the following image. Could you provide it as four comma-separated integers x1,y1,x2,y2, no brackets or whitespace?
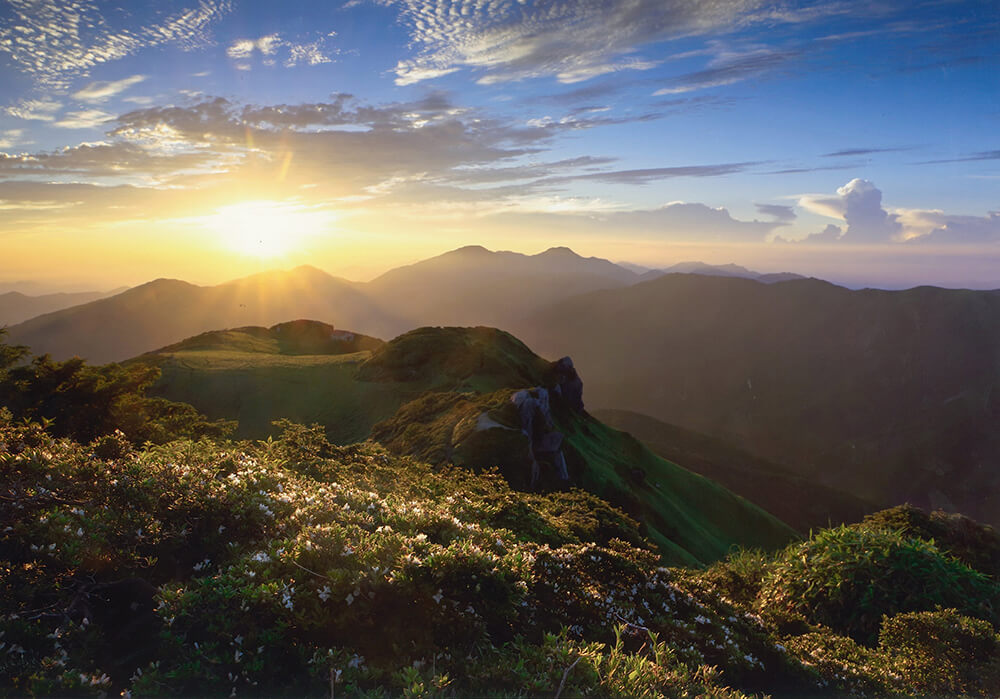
512,356,586,488
512,388,568,487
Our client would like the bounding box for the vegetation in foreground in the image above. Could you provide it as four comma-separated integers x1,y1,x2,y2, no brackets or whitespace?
3,414,999,698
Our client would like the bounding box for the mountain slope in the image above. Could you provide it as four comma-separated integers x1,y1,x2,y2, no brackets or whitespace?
136,322,797,565
7,266,402,363
592,408,873,533
516,274,1000,526
0,287,126,326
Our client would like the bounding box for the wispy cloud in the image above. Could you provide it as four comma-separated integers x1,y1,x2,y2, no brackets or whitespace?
72,75,148,103
4,99,63,122
755,203,796,221
53,110,116,130
822,146,912,157
369,0,788,85
0,0,231,89
653,46,800,95
0,129,29,149
919,150,1000,164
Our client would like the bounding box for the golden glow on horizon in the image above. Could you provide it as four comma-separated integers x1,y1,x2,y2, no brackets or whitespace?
202,200,334,259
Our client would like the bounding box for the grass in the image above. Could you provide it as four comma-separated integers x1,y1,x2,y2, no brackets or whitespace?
136,324,799,566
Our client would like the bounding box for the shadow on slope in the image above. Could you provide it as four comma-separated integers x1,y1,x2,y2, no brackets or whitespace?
593,408,874,534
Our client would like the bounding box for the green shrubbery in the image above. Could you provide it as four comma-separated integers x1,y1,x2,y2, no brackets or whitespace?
3,413,999,697
758,525,998,642
0,329,234,445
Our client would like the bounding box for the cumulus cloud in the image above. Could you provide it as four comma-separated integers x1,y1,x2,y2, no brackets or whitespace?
72,75,148,103
0,0,231,88
370,0,785,85
799,178,901,243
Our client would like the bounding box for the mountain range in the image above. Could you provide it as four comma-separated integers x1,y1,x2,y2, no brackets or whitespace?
5,245,1000,527
0,287,126,327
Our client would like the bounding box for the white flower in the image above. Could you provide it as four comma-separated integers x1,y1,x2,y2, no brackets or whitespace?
318,586,331,602
432,590,443,604
345,593,354,605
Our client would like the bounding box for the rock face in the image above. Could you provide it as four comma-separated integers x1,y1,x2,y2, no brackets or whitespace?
511,356,586,487
512,388,569,487
549,356,584,412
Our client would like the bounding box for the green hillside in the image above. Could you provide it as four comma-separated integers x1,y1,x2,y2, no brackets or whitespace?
137,322,797,565
593,408,874,533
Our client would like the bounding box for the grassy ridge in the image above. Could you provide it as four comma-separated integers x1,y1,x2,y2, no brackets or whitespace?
137,323,797,565
557,413,797,565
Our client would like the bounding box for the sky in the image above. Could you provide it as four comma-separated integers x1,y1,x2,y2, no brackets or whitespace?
0,0,998,292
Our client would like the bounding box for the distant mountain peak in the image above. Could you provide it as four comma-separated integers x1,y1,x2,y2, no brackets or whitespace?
449,245,492,256
537,246,580,258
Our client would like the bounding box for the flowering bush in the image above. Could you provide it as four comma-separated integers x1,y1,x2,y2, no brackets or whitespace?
2,413,999,697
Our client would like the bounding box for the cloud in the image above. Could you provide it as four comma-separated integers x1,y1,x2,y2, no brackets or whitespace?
226,34,335,68
53,110,116,130
775,223,843,244
4,99,63,121
72,75,148,103
0,129,28,149
792,180,1000,246
0,0,232,89
549,162,762,186
822,146,910,157
900,209,1000,245
227,35,281,60
920,150,1000,165
286,40,334,66
654,46,799,95
755,203,796,222
799,178,901,243
369,0,784,85
490,201,782,242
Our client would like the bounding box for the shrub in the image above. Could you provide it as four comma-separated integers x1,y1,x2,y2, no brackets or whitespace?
878,609,1000,696
758,525,999,642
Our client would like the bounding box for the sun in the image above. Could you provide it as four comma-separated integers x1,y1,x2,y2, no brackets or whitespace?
204,200,332,259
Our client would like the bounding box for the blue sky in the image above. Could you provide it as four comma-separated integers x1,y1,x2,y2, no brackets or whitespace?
0,0,998,290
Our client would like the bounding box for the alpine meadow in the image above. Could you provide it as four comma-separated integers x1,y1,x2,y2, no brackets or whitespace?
2,1,999,697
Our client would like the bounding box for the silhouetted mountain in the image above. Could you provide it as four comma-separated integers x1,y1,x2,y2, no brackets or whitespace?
637,261,805,283
364,245,637,335
7,266,401,363
0,287,127,326
518,274,1000,526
